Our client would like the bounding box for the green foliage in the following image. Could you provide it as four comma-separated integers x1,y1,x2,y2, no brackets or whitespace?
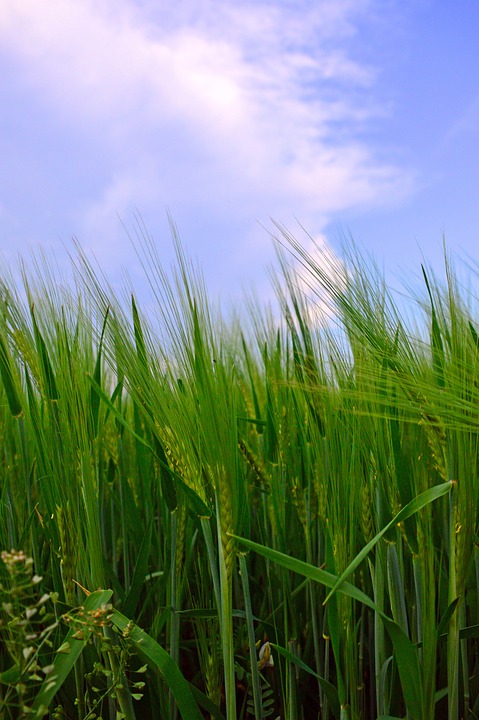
1,231,479,718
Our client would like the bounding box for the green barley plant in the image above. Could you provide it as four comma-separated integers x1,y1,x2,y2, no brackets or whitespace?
2,223,479,718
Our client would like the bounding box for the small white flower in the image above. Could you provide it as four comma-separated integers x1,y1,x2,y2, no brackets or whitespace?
258,641,274,669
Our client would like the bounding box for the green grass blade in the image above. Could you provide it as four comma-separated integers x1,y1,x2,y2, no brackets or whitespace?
422,264,445,388
380,616,423,720
187,682,226,720
89,305,109,437
87,373,209,517
121,519,153,617
30,304,59,401
324,525,347,706
323,481,452,606
232,534,377,612
0,332,23,417
232,534,425,719
437,596,461,638
154,437,178,512
468,320,479,351
238,553,263,720
87,372,153,447
387,543,409,634
131,294,148,370
271,642,340,719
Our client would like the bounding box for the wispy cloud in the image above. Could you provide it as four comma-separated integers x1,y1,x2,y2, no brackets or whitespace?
0,0,414,292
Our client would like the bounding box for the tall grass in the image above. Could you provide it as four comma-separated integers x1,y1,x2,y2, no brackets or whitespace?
1,229,478,719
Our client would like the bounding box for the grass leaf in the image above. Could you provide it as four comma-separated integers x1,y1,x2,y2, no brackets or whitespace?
323,481,452,606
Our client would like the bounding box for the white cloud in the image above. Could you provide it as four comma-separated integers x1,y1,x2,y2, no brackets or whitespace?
0,0,414,295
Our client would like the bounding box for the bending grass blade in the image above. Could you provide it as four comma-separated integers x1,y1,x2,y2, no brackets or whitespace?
437,596,461,638
270,642,340,719
87,373,210,517
323,481,453,606
232,535,426,720
188,683,226,720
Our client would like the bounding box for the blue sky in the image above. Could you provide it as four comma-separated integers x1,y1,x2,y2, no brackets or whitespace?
1,0,478,307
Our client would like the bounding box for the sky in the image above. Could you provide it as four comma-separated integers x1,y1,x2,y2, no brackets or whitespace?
1,0,479,309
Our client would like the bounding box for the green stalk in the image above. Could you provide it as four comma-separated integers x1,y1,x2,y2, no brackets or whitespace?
371,551,386,718
448,480,459,720
201,517,222,618
303,480,323,708
102,624,137,720
322,627,331,720
460,602,469,716
239,553,262,720
118,435,131,590
387,542,409,635
217,508,236,720
287,639,303,720
169,511,180,720
17,415,41,576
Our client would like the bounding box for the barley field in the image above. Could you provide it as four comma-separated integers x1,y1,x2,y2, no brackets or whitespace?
1,230,478,719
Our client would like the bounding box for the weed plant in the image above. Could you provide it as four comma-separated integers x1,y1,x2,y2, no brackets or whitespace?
0,229,478,719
